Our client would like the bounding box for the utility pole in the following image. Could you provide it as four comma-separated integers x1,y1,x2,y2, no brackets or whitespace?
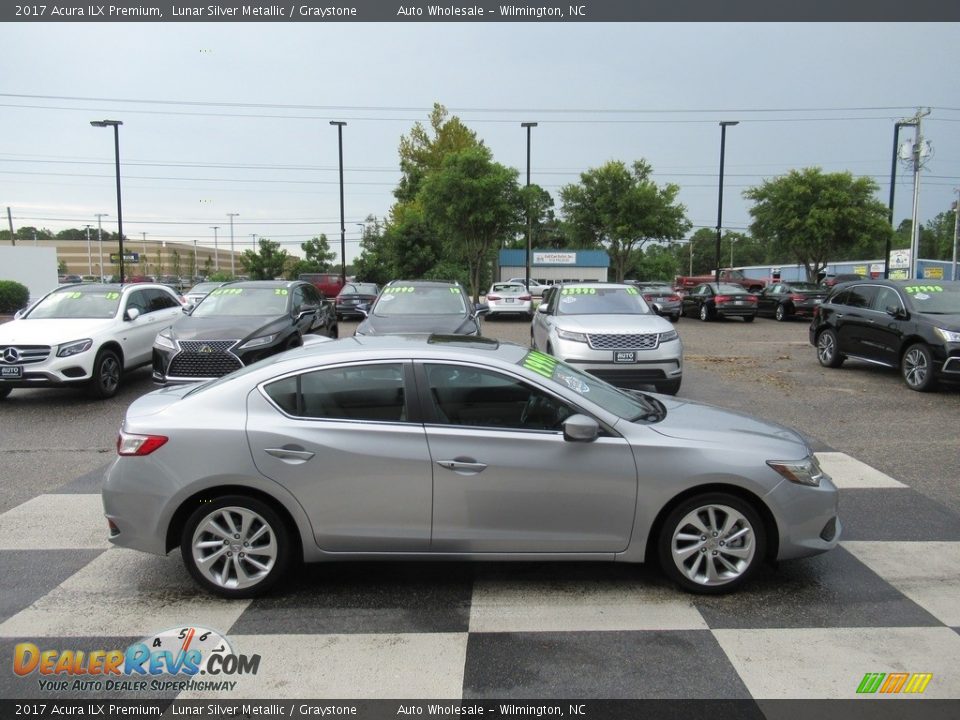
210,226,220,270
141,232,148,274
250,233,257,251
95,213,108,280
953,187,959,282
227,213,239,278
84,225,93,275
6,207,14,246
902,108,931,280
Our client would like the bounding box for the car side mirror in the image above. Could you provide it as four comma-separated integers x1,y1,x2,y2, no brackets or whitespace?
886,306,908,320
563,414,599,442
475,303,490,316
13,309,24,320
651,302,663,315
537,304,549,314
125,308,140,321
355,306,369,318
297,304,318,318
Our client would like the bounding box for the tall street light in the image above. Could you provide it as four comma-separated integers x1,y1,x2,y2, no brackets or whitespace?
90,120,125,283
227,213,239,277
715,121,739,283
521,122,538,288
330,121,347,285
210,226,220,270
95,213,108,281
141,232,148,273
84,225,93,275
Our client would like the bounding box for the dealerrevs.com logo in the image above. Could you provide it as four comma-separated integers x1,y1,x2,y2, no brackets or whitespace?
857,672,933,695
13,626,259,693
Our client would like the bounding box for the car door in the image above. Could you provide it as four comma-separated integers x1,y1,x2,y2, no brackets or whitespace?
247,361,433,552
117,288,169,366
418,362,638,554
758,285,780,316
531,289,556,350
835,284,879,358
861,286,906,366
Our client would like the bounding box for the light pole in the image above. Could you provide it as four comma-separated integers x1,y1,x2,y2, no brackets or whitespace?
521,122,538,288
330,121,347,285
227,213,239,277
95,213,107,280
84,225,93,275
715,121,739,283
885,121,911,278
250,233,257,251
192,238,198,279
210,226,220,271
90,119,125,283
141,232,147,274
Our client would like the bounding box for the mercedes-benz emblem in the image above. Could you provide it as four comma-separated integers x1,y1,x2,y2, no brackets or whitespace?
2,347,20,363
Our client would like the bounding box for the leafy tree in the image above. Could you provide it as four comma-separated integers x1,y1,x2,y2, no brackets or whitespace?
511,184,567,250
171,250,182,278
419,146,522,301
207,270,234,282
396,103,483,204
629,244,681,282
744,168,891,282
560,160,691,281
203,256,214,277
288,234,337,278
239,238,289,280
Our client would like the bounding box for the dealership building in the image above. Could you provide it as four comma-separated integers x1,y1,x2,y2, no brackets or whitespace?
498,249,610,284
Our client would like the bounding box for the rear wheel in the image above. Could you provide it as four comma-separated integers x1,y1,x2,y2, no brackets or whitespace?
902,343,937,392
0,387,10,400
658,493,766,594
181,495,290,599
699,304,710,322
774,304,787,322
670,313,681,323
743,315,755,323
87,348,122,399
816,329,844,368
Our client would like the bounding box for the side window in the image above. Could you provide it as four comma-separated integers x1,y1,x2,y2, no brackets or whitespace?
846,285,878,309
144,289,179,313
303,285,321,305
265,363,407,422
125,290,148,315
425,363,574,431
291,286,306,313
871,287,902,313
831,290,849,306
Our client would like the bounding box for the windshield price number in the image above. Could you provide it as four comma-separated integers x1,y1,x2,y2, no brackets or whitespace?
15,5,46,15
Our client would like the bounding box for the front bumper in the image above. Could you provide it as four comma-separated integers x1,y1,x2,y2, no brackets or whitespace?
716,301,758,318
153,338,274,385
488,300,533,315
552,335,683,389
766,471,841,560
0,345,98,388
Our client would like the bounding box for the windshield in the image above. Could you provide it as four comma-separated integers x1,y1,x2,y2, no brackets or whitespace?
789,283,822,292
191,286,291,317
518,350,660,421
341,283,379,295
491,284,527,295
26,287,122,319
554,287,650,315
189,282,221,295
374,285,467,316
903,283,960,314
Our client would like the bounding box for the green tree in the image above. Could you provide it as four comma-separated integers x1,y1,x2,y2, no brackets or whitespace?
203,256,214,277
560,160,691,281
171,250,182,279
744,168,891,282
288,234,337,278
419,146,522,301
239,238,289,280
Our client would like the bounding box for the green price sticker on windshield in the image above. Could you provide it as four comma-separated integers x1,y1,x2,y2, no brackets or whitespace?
523,350,558,379
66,291,83,299
211,288,244,296
561,287,596,296
625,287,639,295
274,288,288,296
904,285,942,294
385,286,415,294
104,292,120,300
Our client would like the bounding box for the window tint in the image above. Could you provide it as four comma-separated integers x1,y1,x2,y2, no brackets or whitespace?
291,286,306,312
144,289,179,313
265,363,407,422
871,287,902,313
125,290,149,315
302,285,321,304
425,363,574,431
845,285,879,309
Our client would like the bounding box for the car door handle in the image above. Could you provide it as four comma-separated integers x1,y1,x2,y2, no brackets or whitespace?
264,447,315,463
436,459,488,474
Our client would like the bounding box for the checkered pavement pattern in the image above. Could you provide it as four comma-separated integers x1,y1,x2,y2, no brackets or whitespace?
1,452,959,701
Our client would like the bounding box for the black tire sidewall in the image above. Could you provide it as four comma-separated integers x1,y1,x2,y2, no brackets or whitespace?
657,492,766,595
902,343,936,392
181,494,291,599
88,348,121,399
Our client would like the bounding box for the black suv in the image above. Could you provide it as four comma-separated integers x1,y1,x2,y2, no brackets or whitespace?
354,280,489,336
809,279,960,391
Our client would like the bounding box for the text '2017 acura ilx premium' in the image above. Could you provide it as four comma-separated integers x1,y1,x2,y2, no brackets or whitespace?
104,335,840,599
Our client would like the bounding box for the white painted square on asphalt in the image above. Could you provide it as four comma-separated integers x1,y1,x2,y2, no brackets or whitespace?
714,627,960,699
176,633,468,699
843,541,960,627
815,452,907,489
0,549,249,638
0,494,111,550
469,578,707,633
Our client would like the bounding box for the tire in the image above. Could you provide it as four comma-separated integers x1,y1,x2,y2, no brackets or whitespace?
286,334,302,350
658,492,766,594
902,343,937,392
656,378,682,395
0,387,10,400
699,304,710,322
181,495,291,599
670,314,680,323
816,329,844,368
743,315,755,323
329,323,339,339
87,348,122,399
774,304,787,322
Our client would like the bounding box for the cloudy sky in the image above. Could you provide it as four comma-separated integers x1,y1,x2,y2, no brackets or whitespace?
2,22,959,262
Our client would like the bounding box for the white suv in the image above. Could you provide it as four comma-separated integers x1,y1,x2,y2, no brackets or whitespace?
0,283,183,400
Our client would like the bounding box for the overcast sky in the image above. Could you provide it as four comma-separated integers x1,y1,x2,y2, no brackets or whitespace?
2,22,959,263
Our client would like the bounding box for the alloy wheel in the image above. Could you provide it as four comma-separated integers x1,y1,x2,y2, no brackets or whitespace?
670,503,756,588
190,506,278,591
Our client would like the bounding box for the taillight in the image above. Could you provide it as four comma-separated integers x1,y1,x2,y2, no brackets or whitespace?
117,431,168,456
668,294,681,302
643,294,655,301
789,294,805,302
487,294,501,301
519,294,531,301
715,295,731,303
746,295,757,302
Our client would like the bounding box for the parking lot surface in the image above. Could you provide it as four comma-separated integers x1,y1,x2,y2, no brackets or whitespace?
1,315,958,702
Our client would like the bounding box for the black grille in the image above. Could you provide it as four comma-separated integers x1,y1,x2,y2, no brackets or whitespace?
0,345,51,365
587,368,667,384
587,333,660,351
169,350,243,378
179,340,237,353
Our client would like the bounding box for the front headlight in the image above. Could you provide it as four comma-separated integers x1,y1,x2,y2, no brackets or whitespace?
57,339,93,358
556,328,588,343
659,329,679,343
239,333,277,349
934,327,960,343
154,330,176,350
766,455,825,487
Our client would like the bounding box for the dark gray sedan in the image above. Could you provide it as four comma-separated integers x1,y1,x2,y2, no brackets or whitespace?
103,335,840,599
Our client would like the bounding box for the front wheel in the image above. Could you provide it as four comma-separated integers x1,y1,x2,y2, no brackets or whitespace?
670,314,681,323
181,495,291,599
658,493,766,594
656,378,682,395
902,343,937,392
774,304,787,322
699,304,710,322
816,329,844,368
87,348,122,399
0,387,10,400
743,315,755,323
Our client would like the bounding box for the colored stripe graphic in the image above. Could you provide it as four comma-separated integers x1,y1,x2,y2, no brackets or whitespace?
857,673,885,694
880,673,909,693
903,673,933,694
856,672,932,694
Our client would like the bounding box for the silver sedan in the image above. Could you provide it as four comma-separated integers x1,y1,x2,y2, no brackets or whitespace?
102,335,840,598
